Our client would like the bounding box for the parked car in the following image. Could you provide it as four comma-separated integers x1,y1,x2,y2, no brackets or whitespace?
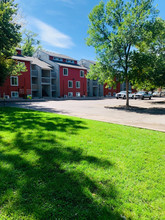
152,91,165,97
134,91,152,100
132,93,136,99
116,91,133,99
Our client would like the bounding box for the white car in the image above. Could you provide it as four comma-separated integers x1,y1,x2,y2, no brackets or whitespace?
116,91,133,99
134,91,152,100
152,91,165,97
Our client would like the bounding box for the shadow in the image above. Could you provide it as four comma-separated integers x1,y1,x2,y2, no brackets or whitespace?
150,100,165,105
0,107,121,219
105,105,165,115
0,102,70,115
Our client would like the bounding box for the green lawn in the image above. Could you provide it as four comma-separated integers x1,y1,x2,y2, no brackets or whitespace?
0,107,164,220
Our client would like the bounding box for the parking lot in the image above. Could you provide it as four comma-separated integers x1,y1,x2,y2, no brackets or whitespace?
3,97,165,132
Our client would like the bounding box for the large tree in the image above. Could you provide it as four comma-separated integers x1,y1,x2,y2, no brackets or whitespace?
21,29,41,57
0,0,25,86
131,18,165,91
86,0,160,107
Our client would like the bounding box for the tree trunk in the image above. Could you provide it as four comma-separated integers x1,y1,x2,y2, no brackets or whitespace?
126,78,129,108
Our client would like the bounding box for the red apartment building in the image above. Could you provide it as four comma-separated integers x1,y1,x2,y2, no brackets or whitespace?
104,83,121,96
79,59,121,97
34,50,87,98
0,48,32,98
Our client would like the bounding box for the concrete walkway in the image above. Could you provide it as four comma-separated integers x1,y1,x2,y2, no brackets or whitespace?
3,97,165,132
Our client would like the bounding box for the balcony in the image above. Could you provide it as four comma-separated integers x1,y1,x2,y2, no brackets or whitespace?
32,84,38,90
51,72,56,78
52,85,56,91
32,70,38,77
42,77,50,84
93,81,98,86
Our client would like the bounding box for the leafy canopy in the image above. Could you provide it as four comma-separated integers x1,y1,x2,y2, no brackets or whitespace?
21,29,42,57
0,0,26,86
86,0,160,106
131,17,165,90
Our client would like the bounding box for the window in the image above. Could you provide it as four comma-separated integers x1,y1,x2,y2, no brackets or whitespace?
80,70,84,77
11,91,19,98
76,92,80,97
63,68,68,76
68,92,73,97
66,60,74,64
53,57,63,62
68,80,73,88
10,76,18,86
76,81,80,88
17,61,25,65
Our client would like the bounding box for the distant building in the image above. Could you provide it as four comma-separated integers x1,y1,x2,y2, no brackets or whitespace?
79,59,121,97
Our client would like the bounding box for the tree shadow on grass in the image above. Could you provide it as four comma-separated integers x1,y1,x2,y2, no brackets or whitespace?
0,107,121,219
0,107,86,134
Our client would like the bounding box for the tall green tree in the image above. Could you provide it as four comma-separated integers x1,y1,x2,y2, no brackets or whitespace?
131,18,165,91
0,0,25,86
86,0,159,107
22,29,41,56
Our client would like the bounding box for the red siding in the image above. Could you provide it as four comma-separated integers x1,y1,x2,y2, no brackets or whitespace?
59,66,87,97
16,49,22,55
0,60,31,98
104,82,121,96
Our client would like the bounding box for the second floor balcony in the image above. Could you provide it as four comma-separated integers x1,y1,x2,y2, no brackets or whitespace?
32,84,38,90
32,70,38,77
42,77,50,84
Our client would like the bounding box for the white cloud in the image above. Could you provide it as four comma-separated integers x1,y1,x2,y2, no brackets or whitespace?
31,18,74,49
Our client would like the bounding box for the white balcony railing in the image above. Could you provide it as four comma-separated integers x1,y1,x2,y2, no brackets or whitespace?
52,85,56,91
42,77,50,84
32,70,38,77
32,84,38,90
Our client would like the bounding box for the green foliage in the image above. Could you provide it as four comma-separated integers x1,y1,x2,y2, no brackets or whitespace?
0,0,26,86
0,0,21,56
22,29,41,56
0,107,164,219
131,18,165,90
86,0,160,106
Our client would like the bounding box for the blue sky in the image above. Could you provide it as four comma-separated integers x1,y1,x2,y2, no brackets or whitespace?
15,0,165,61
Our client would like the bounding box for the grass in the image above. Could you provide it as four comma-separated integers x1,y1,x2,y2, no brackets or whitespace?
0,107,164,220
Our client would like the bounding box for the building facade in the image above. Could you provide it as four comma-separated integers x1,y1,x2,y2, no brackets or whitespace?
33,50,87,98
79,59,121,97
0,49,32,99
0,49,54,99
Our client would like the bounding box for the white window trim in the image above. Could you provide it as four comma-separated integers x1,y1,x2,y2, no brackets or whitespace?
11,91,19,98
63,68,68,76
68,80,73,88
80,70,84,77
76,81,80,88
10,76,18,86
76,92,80,97
68,92,73,97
